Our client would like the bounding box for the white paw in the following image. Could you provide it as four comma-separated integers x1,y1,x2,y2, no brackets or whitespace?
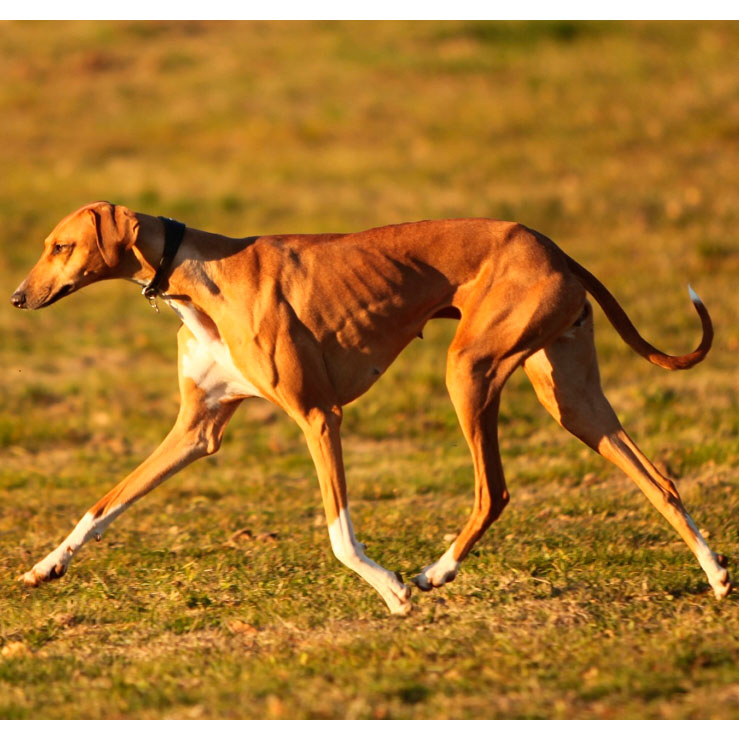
385,581,413,616
412,552,459,591
19,561,67,587
711,559,731,600
19,548,70,587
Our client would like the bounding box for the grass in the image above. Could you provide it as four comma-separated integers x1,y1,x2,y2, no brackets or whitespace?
1,21,738,719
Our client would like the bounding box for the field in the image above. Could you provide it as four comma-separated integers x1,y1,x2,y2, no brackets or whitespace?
1,21,738,719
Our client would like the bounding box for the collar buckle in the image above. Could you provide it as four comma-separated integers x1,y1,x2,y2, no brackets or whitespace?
142,285,160,312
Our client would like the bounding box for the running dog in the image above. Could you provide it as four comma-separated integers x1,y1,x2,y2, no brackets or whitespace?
10,202,731,613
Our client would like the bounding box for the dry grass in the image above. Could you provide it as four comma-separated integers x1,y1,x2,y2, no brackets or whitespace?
1,21,738,719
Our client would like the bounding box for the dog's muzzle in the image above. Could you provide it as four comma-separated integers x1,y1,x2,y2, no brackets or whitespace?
11,283,74,310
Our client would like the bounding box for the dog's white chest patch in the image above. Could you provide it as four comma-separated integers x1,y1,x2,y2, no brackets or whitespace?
167,300,265,404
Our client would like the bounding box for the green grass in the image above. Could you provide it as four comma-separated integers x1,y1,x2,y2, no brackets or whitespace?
1,21,738,719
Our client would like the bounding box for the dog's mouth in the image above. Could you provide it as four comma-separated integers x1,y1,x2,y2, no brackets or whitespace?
38,283,74,308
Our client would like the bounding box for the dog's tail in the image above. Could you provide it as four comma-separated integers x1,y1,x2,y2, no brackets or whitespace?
565,255,713,370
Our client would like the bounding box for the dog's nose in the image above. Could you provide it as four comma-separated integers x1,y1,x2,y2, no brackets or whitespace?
10,290,27,308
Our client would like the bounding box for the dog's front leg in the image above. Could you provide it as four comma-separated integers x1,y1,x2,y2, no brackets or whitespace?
20,329,241,586
298,405,412,615
21,395,239,586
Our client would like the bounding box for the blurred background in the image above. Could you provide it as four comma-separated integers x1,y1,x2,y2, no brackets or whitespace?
1,21,737,719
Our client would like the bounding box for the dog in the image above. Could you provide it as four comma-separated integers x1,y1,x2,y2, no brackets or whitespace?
10,201,731,614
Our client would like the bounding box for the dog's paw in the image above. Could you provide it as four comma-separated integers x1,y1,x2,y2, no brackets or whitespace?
412,569,456,592
387,581,413,616
711,558,731,600
19,559,67,587
381,572,412,615
412,554,459,592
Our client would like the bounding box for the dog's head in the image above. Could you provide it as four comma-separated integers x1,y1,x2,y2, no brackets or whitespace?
10,201,138,310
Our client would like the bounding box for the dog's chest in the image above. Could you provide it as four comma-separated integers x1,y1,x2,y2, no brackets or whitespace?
167,299,265,403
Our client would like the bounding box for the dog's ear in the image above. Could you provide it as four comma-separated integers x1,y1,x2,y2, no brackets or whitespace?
88,202,137,268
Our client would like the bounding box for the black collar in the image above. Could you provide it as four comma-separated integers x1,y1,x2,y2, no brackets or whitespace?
142,216,186,306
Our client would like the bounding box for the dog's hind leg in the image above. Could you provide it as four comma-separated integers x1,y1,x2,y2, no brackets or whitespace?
20,326,242,586
414,270,584,591
413,356,519,591
523,301,731,599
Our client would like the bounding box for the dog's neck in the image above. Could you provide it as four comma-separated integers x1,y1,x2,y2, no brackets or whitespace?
126,211,255,302
130,212,174,284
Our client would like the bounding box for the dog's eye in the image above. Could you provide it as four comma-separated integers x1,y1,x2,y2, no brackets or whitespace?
52,243,70,255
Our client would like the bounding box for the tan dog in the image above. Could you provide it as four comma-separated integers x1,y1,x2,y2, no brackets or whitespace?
11,201,731,614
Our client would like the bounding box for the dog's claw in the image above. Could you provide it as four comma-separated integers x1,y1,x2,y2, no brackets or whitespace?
411,574,433,592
